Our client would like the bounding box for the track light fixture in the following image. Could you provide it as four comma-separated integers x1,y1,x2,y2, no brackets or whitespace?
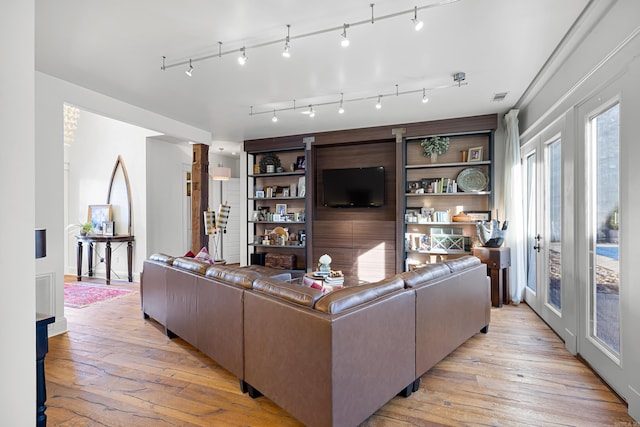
282,25,291,58
185,59,193,77
341,24,350,47
411,6,424,31
422,88,429,103
238,47,248,65
249,74,467,119
163,1,460,72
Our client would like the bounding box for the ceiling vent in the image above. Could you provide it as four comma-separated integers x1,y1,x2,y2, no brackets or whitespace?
492,92,509,102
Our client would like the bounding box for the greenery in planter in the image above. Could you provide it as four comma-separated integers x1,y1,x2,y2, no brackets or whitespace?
420,136,450,158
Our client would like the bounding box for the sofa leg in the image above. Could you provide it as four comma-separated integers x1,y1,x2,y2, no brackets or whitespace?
143,312,149,319
481,324,489,334
247,384,262,399
412,378,421,392
397,383,413,398
166,328,177,339
239,380,248,394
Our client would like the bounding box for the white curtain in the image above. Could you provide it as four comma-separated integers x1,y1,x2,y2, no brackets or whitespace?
503,109,527,303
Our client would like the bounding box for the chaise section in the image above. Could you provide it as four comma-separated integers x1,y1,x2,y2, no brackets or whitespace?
407,256,490,379
244,277,415,427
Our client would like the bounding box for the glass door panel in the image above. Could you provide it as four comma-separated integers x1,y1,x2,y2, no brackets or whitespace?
547,139,562,311
591,102,620,355
525,152,537,294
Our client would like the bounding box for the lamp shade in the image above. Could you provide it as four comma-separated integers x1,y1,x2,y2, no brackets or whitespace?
35,228,47,259
211,166,231,181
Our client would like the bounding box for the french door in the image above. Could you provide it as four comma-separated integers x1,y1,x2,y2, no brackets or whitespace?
521,122,568,341
576,89,625,396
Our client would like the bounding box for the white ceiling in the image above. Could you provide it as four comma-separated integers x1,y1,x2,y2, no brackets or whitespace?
36,0,590,154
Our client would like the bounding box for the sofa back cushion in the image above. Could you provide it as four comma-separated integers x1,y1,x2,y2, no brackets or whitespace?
253,277,323,307
444,255,481,273
205,265,261,289
398,263,451,288
172,257,210,275
149,253,175,265
314,277,405,314
244,265,292,281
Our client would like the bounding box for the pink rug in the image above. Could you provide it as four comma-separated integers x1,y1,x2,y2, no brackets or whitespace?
64,283,135,308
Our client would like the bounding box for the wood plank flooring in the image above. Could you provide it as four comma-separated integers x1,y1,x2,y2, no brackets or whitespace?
46,279,638,426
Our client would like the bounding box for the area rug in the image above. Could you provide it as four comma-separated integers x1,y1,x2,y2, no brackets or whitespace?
64,283,135,308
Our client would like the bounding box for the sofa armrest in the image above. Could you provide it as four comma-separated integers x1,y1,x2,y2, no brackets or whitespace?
314,276,404,314
253,277,323,307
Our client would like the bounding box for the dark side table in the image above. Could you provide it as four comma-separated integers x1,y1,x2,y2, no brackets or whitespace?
76,235,134,284
472,247,511,307
36,313,55,427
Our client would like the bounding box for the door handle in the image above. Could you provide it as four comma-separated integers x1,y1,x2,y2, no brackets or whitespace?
533,234,541,252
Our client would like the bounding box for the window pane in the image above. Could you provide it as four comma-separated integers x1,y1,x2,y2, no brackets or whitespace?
547,140,561,310
526,153,537,292
592,103,620,353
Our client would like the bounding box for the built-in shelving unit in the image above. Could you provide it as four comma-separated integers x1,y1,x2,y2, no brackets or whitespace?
403,131,494,271
246,148,308,272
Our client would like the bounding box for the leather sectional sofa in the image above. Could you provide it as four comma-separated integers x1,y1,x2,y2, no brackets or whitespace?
141,254,490,427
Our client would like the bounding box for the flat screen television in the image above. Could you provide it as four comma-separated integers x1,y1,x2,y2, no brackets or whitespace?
322,166,385,207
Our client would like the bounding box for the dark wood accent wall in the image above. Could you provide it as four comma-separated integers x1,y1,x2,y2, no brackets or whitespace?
312,140,397,280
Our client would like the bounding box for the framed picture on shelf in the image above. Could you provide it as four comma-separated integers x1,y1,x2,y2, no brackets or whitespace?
255,190,265,198
276,203,287,215
467,146,484,162
87,204,112,234
466,210,491,221
296,155,306,170
102,221,115,236
282,188,290,197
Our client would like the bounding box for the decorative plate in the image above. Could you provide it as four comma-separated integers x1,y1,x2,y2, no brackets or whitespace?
259,153,282,173
456,168,489,192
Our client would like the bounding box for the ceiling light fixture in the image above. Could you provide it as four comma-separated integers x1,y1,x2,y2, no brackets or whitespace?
282,25,291,58
309,105,315,118
453,72,466,86
161,1,460,71
272,109,278,122
422,88,429,103
238,47,248,65
411,6,424,31
341,24,350,47
185,59,193,76
248,74,467,119
376,95,382,109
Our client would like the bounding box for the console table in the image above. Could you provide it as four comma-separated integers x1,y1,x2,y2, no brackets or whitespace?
36,313,55,427
76,235,134,285
472,246,511,307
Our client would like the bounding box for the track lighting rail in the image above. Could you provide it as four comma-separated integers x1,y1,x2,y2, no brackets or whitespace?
160,0,460,70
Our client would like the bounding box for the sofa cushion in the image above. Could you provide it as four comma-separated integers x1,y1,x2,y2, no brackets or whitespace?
205,265,261,289
314,277,405,315
444,255,481,273
398,263,451,288
172,257,210,275
245,265,292,281
253,277,323,307
149,253,175,265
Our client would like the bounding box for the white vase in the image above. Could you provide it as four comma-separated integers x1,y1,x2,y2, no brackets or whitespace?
431,153,438,163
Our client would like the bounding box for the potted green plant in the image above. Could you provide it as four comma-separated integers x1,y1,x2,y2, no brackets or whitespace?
420,136,450,162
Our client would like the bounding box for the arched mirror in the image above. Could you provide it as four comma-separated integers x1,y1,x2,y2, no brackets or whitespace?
107,155,133,236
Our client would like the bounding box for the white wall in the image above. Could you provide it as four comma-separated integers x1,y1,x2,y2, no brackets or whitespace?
36,72,211,336
518,0,640,420
66,109,161,280
1,1,36,424
146,138,192,256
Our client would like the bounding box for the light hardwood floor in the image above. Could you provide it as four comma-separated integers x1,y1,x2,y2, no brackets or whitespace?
46,279,638,426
